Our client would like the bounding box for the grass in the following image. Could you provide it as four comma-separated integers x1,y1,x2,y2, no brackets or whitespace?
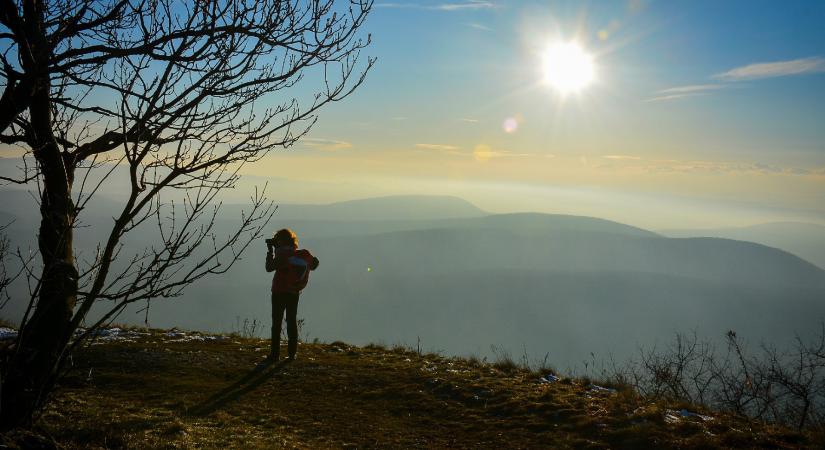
3,328,823,449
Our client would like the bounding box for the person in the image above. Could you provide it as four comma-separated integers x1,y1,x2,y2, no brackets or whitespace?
265,228,319,361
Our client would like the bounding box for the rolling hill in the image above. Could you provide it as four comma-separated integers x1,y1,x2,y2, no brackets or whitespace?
2,195,824,371
662,222,825,269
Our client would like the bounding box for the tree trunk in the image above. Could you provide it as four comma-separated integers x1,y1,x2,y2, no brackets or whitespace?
0,87,77,431
0,0,77,428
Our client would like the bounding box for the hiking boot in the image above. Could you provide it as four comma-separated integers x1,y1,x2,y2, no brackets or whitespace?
267,350,279,361
287,353,297,361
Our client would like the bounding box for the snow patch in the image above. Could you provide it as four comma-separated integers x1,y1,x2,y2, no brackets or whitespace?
89,327,150,343
539,374,560,384
0,327,18,340
163,329,228,343
664,409,714,424
587,384,617,395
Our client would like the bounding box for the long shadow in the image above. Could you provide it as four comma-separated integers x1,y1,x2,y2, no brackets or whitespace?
187,359,286,416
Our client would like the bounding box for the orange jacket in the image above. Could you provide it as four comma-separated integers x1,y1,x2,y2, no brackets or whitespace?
266,245,319,293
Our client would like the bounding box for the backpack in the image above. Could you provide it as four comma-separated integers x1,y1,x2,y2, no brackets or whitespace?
273,248,318,293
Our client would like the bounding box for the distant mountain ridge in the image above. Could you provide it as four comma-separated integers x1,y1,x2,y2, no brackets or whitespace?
662,222,825,269
267,195,487,221
3,193,825,371
316,226,825,289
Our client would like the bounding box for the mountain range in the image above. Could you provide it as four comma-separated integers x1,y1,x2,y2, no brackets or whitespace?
1,193,824,369
662,222,825,269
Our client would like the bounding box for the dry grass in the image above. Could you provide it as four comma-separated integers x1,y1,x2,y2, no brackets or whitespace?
4,329,823,449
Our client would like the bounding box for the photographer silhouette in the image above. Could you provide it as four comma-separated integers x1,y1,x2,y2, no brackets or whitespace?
265,228,319,361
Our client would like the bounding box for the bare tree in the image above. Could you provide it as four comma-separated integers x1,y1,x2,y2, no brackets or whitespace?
0,224,16,307
0,0,373,428
611,328,825,431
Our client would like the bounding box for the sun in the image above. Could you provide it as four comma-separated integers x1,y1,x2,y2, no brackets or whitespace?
541,42,595,94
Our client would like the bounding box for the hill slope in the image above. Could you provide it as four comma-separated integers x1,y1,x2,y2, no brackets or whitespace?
261,195,488,221
3,197,825,372
662,222,825,269
18,328,821,449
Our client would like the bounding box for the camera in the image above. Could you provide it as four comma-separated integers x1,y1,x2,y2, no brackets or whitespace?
265,237,277,247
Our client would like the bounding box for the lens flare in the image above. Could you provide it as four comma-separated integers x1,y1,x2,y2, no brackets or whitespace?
473,144,493,162
503,117,518,133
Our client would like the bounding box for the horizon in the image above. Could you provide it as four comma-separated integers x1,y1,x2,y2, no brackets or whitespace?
238,0,825,228
4,1,823,229
2,0,825,442
3,163,825,230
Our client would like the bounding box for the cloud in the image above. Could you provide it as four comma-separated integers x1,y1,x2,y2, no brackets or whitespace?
603,155,642,160
415,143,461,151
374,2,416,8
714,57,825,81
645,84,725,102
414,143,530,159
649,57,825,102
433,1,497,11
656,84,726,95
459,118,480,123
645,93,708,102
300,138,353,151
598,157,822,177
472,144,530,162
465,22,492,31
376,1,497,11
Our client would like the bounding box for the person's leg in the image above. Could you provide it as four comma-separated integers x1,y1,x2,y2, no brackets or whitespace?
285,293,300,359
271,293,287,359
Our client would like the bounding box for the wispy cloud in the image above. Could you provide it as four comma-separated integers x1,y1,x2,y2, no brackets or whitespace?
714,57,825,81
465,22,492,31
645,84,725,102
459,118,480,123
435,1,496,11
416,143,461,151
374,2,414,8
377,1,497,11
656,84,726,95
472,144,530,162
603,154,642,160
300,138,353,151
649,57,825,102
596,156,823,177
645,93,708,102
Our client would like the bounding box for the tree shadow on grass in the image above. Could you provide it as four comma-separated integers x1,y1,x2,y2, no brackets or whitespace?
187,359,285,416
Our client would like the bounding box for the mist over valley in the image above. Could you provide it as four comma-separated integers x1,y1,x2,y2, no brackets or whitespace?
2,192,823,371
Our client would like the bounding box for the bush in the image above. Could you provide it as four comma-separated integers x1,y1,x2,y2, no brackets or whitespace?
607,326,825,431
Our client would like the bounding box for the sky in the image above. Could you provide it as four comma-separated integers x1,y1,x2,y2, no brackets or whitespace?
1,0,824,229
237,0,825,229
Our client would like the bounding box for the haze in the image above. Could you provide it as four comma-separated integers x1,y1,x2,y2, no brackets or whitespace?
2,0,825,370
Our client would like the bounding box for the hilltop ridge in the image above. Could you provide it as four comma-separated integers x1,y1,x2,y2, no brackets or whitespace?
9,327,820,449
661,222,825,269
264,195,488,221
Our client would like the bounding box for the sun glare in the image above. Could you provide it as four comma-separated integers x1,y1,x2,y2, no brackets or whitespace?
541,42,595,94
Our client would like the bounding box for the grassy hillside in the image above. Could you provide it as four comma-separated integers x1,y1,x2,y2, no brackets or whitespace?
4,328,821,449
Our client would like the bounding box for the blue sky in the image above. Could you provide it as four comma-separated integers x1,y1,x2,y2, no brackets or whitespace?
237,0,824,227
348,0,825,159
2,0,823,228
